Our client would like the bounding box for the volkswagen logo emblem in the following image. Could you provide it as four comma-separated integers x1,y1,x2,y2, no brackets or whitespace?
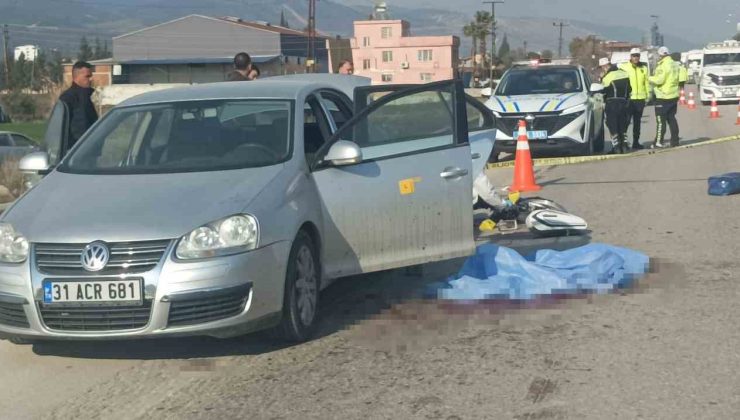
81,242,110,272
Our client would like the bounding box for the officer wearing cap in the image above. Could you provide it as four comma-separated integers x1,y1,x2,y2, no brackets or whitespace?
649,46,681,148
599,57,632,153
618,48,650,149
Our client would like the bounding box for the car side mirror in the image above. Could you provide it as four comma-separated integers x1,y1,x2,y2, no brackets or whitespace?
19,151,52,174
325,140,363,166
590,83,605,93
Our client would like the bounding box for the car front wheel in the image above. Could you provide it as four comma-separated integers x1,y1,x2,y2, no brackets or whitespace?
275,231,320,342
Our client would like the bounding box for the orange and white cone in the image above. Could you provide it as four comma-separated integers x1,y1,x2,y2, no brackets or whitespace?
687,92,696,110
679,89,687,105
509,120,541,193
735,104,740,125
709,96,720,119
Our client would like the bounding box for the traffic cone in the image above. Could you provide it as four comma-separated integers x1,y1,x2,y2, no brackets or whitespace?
509,120,541,193
679,89,687,105
735,104,740,125
709,96,720,119
688,92,696,110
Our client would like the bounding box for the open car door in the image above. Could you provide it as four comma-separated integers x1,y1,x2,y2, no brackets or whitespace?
311,80,476,278
43,100,71,167
355,84,496,175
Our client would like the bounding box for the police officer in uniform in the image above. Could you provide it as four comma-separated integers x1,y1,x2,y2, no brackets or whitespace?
619,48,650,149
599,57,632,154
649,47,681,148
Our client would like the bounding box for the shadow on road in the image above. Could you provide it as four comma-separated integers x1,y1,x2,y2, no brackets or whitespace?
28,235,592,360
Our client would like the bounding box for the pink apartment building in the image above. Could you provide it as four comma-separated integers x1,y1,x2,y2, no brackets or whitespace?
350,19,460,84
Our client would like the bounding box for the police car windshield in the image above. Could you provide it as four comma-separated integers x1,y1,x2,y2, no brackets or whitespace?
496,68,582,96
704,53,740,65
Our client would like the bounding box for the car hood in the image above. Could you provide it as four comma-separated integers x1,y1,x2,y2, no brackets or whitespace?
703,65,740,77
487,93,587,114
3,165,284,243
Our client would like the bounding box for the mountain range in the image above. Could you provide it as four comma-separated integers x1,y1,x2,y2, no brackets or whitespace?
0,0,698,59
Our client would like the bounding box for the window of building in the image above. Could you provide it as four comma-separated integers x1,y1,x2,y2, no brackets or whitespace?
420,73,433,82
363,59,371,70
363,37,370,47
382,51,393,63
381,73,393,82
417,49,433,62
381,27,392,39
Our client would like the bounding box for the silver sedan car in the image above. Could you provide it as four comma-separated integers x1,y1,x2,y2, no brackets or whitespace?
1,76,494,343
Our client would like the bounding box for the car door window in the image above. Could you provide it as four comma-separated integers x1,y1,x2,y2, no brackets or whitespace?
337,85,458,161
11,135,33,147
0,135,11,147
318,92,352,131
466,97,495,132
304,96,332,162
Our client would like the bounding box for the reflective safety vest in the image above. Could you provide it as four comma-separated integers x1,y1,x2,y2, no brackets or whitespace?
649,56,680,100
618,62,650,101
601,67,632,99
678,65,688,84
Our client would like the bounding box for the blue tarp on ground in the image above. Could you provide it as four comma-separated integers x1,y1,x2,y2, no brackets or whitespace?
435,244,650,300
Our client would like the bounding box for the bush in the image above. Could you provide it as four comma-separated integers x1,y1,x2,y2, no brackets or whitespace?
0,91,38,122
0,157,26,202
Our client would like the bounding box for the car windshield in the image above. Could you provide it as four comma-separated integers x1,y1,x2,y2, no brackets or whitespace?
496,68,582,96
704,53,740,65
59,99,292,174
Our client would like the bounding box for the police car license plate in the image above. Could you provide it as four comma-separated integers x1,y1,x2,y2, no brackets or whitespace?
513,130,548,140
43,279,143,304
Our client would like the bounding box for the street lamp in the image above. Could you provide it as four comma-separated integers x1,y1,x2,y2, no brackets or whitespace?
483,1,504,86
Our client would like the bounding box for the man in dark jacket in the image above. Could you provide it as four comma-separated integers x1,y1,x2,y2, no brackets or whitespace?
227,52,252,81
599,58,632,154
59,61,98,150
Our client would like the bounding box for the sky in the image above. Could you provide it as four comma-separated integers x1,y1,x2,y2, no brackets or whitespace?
355,0,740,46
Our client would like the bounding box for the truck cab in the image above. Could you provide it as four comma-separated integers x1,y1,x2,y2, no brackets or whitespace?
699,40,740,104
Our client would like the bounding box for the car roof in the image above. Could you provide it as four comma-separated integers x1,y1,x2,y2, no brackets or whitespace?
119,75,372,108
508,65,583,71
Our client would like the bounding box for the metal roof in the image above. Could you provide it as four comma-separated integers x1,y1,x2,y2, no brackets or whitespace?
120,56,281,66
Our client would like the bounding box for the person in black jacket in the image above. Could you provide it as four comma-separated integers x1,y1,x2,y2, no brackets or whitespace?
599,58,632,154
227,52,252,81
59,61,98,150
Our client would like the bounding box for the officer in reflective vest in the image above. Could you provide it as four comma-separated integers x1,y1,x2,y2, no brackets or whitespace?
600,57,632,154
618,48,650,149
649,47,681,148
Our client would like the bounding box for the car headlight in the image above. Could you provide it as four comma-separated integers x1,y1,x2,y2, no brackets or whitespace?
560,103,587,115
0,223,29,264
176,214,259,260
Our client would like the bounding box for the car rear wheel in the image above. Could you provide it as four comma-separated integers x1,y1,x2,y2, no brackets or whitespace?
274,231,320,342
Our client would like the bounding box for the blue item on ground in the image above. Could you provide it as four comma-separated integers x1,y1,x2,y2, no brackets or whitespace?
435,243,649,301
708,172,740,196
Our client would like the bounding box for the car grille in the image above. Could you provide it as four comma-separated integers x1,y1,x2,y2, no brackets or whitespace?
168,289,250,327
0,302,29,328
35,240,171,276
39,301,152,331
711,74,740,86
495,111,583,137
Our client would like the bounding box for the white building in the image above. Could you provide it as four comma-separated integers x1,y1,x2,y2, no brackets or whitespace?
14,45,39,62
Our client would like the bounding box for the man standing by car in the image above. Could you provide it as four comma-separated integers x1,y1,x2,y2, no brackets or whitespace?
619,48,650,149
227,52,252,81
59,61,98,149
599,58,632,154
649,47,680,148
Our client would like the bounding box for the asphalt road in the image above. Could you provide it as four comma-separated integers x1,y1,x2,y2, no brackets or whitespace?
2,90,740,420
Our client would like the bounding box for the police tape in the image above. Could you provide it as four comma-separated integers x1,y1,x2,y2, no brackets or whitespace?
487,134,740,169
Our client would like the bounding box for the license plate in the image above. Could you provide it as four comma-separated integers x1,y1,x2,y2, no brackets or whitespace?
43,279,143,304
513,130,548,140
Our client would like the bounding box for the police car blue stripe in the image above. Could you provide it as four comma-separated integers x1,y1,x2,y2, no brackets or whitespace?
495,96,506,112
539,101,551,112
513,101,521,112
554,94,578,110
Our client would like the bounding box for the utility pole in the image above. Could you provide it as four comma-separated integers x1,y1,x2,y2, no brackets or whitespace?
306,0,318,73
1,25,10,87
553,21,570,59
483,1,504,84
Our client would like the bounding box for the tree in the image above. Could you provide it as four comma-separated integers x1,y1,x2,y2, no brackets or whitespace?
498,34,511,60
47,49,63,84
10,53,31,90
280,9,289,28
569,36,605,76
93,37,102,60
78,36,93,62
734,32,740,41
463,22,478,75
475,11,492,72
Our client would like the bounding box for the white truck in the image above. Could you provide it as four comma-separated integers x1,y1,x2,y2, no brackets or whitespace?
698,40,740,104
685,49,703,84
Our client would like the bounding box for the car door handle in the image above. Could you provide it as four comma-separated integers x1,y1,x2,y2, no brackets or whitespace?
471,153,481,160
440,167,468,179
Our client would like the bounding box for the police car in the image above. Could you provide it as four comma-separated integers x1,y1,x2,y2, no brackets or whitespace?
484,61,606,161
